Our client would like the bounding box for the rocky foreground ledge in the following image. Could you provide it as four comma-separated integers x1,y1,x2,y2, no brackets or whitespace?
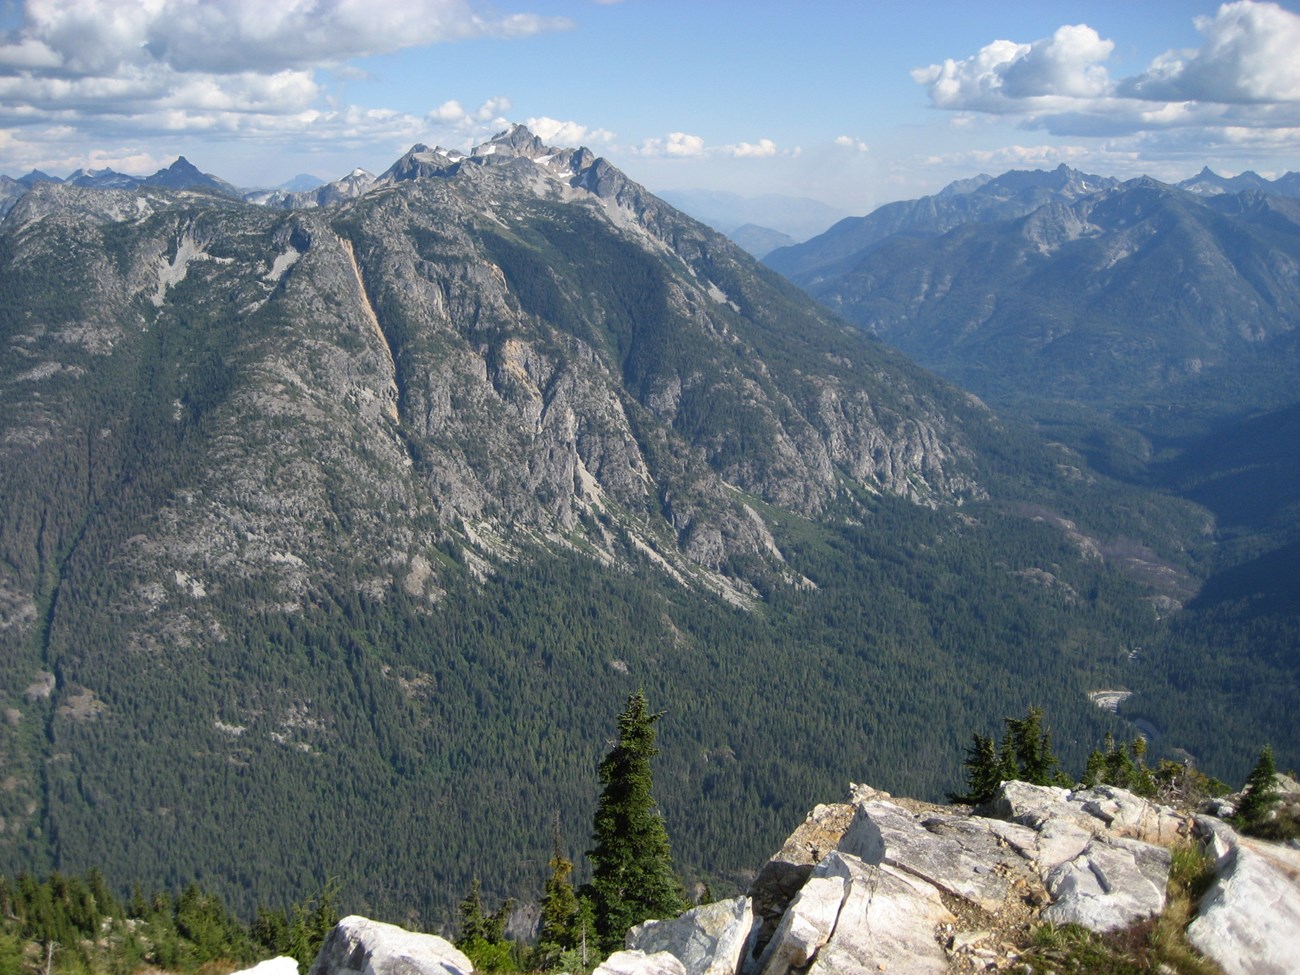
241,780,1300,975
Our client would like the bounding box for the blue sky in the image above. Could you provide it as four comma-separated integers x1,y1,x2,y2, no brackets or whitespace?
1,0,1299,214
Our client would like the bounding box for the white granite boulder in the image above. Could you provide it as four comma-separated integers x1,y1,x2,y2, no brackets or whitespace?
1041,834,1170,931
232,958,301,975
1071,785,1189,845
754,852,953,975
838,799,1029,912
1187,817,1300,975
989,781,1190,846
594,949,689,975
307,916,472,975
627,896,755,975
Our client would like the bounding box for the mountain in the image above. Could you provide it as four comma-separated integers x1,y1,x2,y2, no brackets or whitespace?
725,223,795,259
656,189,847,243
142,155,241,197
280,173,327,193
0,128,1291,925
17,170,60,186
770,175,1300,416
1176,166,1298,197
246,167,377,209
762,170,1300,774
0,176,24,219
765,164,1119,282
64,167,142,190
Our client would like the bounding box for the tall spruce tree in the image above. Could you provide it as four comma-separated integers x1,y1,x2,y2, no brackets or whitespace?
587,691,685,951
536,823,580,969
1237,745,1280,831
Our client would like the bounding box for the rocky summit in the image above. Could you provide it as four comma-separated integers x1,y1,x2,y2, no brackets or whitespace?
616,780,1299,975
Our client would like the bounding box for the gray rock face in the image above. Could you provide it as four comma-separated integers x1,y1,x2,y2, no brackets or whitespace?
987,781,1183,931
745,802,855,958
1187,818,1300,975
990,780,1191,846
594,950,689,975
628,897,754,975
752,858,850,975
778,853,952,975
1041,835,1170,931
723,781,1212,975
307,916,472,975
840,799,1027,912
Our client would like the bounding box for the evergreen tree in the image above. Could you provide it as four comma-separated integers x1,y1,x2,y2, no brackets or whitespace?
536,838,579,968
588,691,686,951
949,706,1068,805
1237,745,1280,830
947,733,1011,805
455,878,515,972
1082,733,1155,796
1005,706,1062,786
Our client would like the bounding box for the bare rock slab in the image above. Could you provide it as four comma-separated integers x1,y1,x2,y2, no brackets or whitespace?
308,916,472,975
839,799,1027,912
233,958,301,975
628,897,755,975
1187,818,1300,975
595,950,689,975
1041,835,1170,931
755,851,953,975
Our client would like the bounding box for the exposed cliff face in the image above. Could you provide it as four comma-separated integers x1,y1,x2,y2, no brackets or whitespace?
0,126,988,618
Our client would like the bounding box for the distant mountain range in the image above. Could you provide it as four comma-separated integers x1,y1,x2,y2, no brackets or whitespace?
634,188,848,245
766,164,1300,421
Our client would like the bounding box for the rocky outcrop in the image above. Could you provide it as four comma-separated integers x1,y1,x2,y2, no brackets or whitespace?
757,851,953,975
1187,817,1300,975
628,897,754,975
307,915,472,975
618,781,1299,975
594,950,688,975
299,780,1299,975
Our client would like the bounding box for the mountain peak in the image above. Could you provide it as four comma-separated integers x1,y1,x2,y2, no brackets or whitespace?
17,169,60,186
472,123,551,160
142,155,238,196
156,156,203,179
379,143,465,183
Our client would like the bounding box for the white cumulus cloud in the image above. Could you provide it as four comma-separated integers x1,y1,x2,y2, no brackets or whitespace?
911,24,1113,114
727,138,777,158
525,116,615,146
665,132,706,156
1120,0,1300,104
633,132,786,160
913,1,1300,138
634,132,706,157
0,0,572,76
0,1,570,174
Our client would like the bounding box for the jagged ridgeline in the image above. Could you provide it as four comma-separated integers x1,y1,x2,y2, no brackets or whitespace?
0,127,1276,925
